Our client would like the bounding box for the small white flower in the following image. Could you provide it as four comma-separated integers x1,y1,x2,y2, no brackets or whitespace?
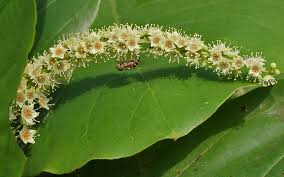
50,44,67,59
93,40,106,54
185,35,204,52
162,39,175,52
53,60,71,75
166,31,180,44
16,91,26,108
118,29,129,42
19,127,37,144
89,31,101,40
88,40,105,54
185,51,201,68
38,94,51,110
215,59,231,75
34,73,50,89
245,54,266,80
208,52,223,65
232,56,245,70
248,62,265,78
25,87,37,104
126,35,140,52
148,31,164,48
176,36,189,48
107,31,119,43
85,39,93,52
45,57,57,70
25,63,42,79
35,54,49,66
245,55,266,67
63,36,78,50
74,42,87,58
21,104,39,125
9,106,17,121
148,26,163,36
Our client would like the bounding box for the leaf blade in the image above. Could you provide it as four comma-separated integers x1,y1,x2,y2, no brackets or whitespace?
0,0,36,176
26,0,284,175
55,80,284,177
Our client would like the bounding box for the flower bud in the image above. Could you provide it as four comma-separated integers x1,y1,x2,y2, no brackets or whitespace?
270,62,277,69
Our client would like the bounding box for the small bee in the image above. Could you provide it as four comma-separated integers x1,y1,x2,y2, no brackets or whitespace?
116,59,140,71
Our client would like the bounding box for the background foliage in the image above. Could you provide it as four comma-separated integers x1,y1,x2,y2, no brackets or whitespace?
0,0,36,176
0,0,283,177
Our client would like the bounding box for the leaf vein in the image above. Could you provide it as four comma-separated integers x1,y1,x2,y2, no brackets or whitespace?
137,69,173,134
128,89,148,144
262,153,284,177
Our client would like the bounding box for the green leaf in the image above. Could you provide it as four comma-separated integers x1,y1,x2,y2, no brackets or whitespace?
51,80,284,177
25,60,253,176
30,0,101,55
0,0,36,177
25,0,284,175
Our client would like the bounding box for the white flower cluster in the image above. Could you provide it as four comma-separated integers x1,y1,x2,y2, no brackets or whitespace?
9,24,280,145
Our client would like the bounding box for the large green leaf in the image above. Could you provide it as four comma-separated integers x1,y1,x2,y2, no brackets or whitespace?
0,0,36,177
48,80,284,177
25,60,253,176
30,0,101,55
24,0,284,175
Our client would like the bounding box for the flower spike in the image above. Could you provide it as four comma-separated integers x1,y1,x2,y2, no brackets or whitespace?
9,24,280,145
